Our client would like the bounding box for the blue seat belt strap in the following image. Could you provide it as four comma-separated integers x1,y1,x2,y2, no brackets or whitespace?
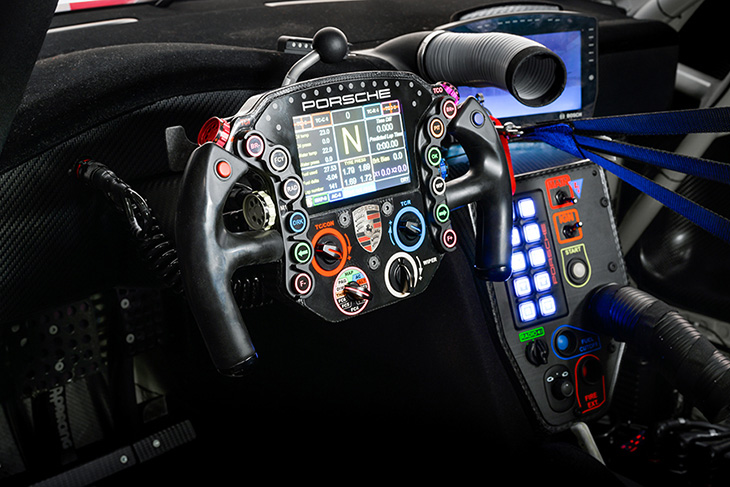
571,106,730,136
520,108,730,244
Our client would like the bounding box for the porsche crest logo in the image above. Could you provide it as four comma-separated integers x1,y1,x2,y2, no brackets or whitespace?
353,204,382,252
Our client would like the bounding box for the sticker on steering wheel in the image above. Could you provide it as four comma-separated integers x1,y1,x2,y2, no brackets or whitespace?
333,266,371,316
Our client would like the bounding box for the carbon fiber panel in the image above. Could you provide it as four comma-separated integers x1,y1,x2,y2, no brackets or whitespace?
0,90,254,323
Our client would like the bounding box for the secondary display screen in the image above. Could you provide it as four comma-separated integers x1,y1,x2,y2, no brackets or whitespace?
292,99,411,209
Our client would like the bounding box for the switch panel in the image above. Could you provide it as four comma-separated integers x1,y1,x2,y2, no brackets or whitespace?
490,161,627,432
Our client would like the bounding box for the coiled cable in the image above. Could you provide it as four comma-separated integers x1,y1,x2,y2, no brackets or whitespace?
72,160,184,294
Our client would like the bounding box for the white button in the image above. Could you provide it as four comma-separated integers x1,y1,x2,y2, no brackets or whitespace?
534,271,551,292
519,301,537,322
514,276,532,297
517,198,536,219
528,247,547,267
539,295,557,316
511,227,521,247
511,252,527,273
523,223,541,243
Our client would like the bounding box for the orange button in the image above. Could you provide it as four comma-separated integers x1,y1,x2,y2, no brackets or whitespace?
429,118,445,139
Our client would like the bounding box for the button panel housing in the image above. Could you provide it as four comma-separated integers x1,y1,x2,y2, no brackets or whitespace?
491,161,627,431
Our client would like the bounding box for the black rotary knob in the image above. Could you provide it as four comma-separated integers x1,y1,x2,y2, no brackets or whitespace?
389,257,416,295
314,235,344,271
525,339,549,366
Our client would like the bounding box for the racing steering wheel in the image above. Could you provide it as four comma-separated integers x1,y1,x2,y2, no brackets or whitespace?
174,29,564,377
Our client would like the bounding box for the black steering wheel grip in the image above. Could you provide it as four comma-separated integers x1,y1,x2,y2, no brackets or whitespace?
446,97,514,281
175,143,284,376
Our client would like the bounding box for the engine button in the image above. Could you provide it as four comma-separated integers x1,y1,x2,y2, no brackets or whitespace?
567,258,589,285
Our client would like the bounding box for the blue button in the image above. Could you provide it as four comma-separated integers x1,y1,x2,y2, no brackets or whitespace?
511,227,521,247
517,198,537,219
538,295,557,316
557,334,569,351
511,251,527,273
528,247,547,268
287,211,307,234
523,223,541,243
514,276,532,297
534,271,551,292
472,111,485,126
518,301,537,322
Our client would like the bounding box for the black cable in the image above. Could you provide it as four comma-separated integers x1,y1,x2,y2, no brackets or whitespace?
72,160,184,294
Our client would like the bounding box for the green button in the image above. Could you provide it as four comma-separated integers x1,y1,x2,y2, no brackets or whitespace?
292,242,312,264
426,146,442,167
435,203,450,223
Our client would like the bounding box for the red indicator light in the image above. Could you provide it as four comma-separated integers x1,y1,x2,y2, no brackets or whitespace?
216,160,232,179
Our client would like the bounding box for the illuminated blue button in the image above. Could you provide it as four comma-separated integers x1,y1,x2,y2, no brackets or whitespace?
538,295,557,317
534,271,551,292
287,211,307,234
513,276,532,297
511,251,527,273
557,334,570,351
523,223,541,243
517,198,537,219
511,227,521,247
518,301,537,322
528,247,547,268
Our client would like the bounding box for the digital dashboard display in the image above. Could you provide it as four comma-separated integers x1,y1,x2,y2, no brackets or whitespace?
292,99,411,209
459,30,582,119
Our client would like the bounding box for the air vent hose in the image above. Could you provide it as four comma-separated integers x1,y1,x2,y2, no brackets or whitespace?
419,31,566,107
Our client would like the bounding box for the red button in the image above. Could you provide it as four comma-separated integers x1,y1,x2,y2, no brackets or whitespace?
442,99,457,119
216,160,232,179
442,228,457,249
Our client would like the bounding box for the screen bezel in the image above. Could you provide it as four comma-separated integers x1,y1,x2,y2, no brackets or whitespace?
292,99,412,210
251,74,433,215
438,10,598,125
